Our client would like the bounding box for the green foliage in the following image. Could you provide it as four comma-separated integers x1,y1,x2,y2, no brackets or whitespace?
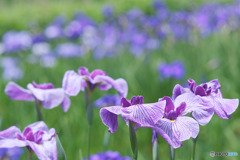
0,0,239,160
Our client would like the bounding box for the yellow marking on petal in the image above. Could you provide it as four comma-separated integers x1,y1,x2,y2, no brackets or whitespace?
170,120,175,122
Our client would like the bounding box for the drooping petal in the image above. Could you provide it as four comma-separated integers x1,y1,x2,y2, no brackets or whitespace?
27,84,65,109
213,98,239,119
121,101,166,129
27,138,57,160
4,82,34,101
113,78,128,98
0,139,27,148
61,96,71,112
154,119,182,149
62,70,86,96
172,116,199,141
92,76,128,97
0,126,21,139
174,93,214,125
100,106,122,133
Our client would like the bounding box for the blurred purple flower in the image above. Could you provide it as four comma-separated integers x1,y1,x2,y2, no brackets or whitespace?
1,57,23,81
55,43,83,58
40,54,57,68
63,67,128,97
173,79,239,123
44,25,63,40
100,96,166,133
5,81,70,112
94,94,121,108
102,5,114,18
0,147,24,160
32,42,50,56
85,151,131,160
0,121,57,160
64,21,82,39
2,31,32,53
158,61,185,80
154,96,199,148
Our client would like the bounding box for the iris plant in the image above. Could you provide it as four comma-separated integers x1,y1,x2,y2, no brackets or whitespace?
0,121,57,160
5,81,70,120
63,66,128,159
100,96,166,160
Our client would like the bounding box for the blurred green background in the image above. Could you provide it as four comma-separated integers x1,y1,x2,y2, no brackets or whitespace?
0,0,240,160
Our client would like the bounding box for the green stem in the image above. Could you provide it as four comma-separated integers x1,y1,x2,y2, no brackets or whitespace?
28,150,33,160
191,137,198,160
169,146,175,160
103,130,110,150
35,100,43,121
129,121,138,160
152,136,159,160
84,89,93,160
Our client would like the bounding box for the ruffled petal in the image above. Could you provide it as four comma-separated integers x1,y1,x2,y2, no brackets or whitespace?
100,106,122,133
61,95,71,112
154,119,182,149
121,101,166,128
62,70,86,96
174,93,214,125
0,126,21,139
213,98,239,119
27,84,65,109
172,116,199,141
4,82,34,101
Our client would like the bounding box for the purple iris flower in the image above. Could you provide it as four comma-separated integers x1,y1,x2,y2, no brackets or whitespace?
154,96,199,148
0,147,24,160
1,57,23,81
94,94,121,108
0,121,57,160
44,25,63,40
62,67,128,98
2,31,32,53
172,79,239,123
5,81,70,112
64,21,82,39
85,151,131,160
100,96,166,133
158,61,185,80
55,43,84,58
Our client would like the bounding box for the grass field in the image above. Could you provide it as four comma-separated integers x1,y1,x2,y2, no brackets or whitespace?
0,0,240,160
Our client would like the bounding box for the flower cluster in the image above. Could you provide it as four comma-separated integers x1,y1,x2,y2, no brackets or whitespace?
100,78,238,149
1,0,240,80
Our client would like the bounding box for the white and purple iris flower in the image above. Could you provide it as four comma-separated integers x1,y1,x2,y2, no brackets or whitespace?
0,121,57,160
5,81,70,112
154,96,199,148
172,79,239,124
62,67,128,98
100,96,166,133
